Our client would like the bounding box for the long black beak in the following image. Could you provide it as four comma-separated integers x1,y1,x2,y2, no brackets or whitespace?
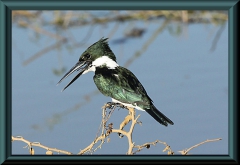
57,60,91,92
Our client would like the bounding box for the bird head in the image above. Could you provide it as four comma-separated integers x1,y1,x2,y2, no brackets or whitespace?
57,37,118,91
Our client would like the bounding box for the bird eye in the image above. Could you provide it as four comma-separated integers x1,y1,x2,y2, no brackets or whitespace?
85,54,91,59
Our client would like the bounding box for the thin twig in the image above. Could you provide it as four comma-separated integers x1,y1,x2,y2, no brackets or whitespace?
12,136,73,155
78,104,141,155
78,133,109,155
12,110,222,155
133,140,174,155
178,138,222,155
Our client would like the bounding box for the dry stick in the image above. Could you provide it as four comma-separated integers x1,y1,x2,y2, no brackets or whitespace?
139,140,173,155
78,133,109,155
111,107,140,155
11,136,73,155
133,140,174,155
94,105,115,152
178,138,222,155
78,104,140,155
133,140,158,154
12,111,222,155
119,113,132,133
78,104,114,155
94,104,107,140
12,103,223,155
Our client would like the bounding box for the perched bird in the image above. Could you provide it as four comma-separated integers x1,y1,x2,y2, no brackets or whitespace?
57,38,174,126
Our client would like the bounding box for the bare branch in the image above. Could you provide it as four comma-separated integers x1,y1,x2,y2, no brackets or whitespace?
12,104,222,155
78,133,109,155
12,136,73,155
78,104,141,155
133,140,174,155
178,138,222,155
12,117,222,155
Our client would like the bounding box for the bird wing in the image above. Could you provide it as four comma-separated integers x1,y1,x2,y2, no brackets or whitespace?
94,66,152,106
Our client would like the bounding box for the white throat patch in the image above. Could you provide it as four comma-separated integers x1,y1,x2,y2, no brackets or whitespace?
92,56,119,69
82,56,119,75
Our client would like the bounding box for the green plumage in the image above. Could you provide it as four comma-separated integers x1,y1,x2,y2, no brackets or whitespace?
58,38,174,126
93,65,174,126
94,66,151,109
79,38,117,63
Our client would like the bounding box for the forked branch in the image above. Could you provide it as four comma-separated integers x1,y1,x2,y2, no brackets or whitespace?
12,103,222,155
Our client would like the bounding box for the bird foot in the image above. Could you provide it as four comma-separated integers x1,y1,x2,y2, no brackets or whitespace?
106,102,127,109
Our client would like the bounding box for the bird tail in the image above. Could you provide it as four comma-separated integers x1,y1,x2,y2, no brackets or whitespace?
145,104,174,126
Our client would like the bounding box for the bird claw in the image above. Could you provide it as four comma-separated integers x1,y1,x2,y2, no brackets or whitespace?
106,102,126,109
115,103,127,109
106,102,115,109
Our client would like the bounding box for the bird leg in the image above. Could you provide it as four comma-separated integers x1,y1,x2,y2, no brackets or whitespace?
106,102,115,108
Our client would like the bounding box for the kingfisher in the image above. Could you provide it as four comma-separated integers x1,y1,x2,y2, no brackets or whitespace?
57,38,174,126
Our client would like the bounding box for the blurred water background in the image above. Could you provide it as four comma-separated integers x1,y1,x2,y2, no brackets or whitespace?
12,10,228,155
